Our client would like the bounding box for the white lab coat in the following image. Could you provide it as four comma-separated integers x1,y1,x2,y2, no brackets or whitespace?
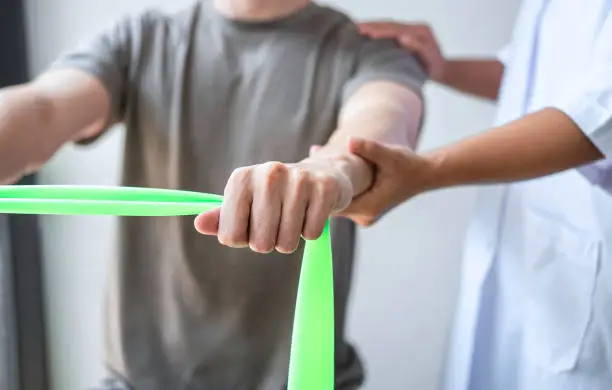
443,1,612,389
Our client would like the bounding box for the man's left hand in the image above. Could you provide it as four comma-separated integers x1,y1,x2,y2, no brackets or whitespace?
194,159,355,254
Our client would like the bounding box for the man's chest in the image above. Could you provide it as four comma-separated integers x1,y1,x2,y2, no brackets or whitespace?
128,30,357,190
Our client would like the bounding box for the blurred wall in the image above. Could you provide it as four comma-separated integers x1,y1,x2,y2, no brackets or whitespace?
23,0,520,389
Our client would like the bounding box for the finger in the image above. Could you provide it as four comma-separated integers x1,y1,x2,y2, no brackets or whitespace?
337,189,390,228
336,198,379,227
398,36,431,72
218,167,253,248
359,23,431,41
194,208,221,235
348,137,394,166
396,25,432,41
357,21,394,32
249,162,286,253
363,30,408,40
302,178,338,240
275,170,310,253
358,22,403,36
338,204,383,227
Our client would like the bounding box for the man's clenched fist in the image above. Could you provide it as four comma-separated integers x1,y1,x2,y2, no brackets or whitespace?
195,159,355,254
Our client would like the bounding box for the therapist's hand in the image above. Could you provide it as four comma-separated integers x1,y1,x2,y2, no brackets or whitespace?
338,137,435,226
194,159,357,254
359,22,446,82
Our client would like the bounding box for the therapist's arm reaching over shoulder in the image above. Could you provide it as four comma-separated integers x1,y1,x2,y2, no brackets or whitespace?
358,22,504,101
342,108,605,226
195,80,422,253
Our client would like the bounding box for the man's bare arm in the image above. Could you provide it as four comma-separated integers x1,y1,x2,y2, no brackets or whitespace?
195,80,422,253
306,80,423,198
0,69,110,183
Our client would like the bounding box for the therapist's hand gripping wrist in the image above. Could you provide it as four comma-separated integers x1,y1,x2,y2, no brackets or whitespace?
337,137,434,226
358,22,448,82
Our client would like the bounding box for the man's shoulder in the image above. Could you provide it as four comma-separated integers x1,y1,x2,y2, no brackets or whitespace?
311,4,403,54
312,3,361,37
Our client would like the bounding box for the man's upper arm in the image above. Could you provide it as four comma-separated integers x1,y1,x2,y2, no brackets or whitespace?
343,37,427,105
335,37,427,146
29,69,110,143
43,12,148,143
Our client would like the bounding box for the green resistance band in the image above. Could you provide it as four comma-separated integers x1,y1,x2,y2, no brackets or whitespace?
0,185,334,390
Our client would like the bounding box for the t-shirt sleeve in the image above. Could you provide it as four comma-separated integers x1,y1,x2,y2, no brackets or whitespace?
48,13,149,142
343,37,428,104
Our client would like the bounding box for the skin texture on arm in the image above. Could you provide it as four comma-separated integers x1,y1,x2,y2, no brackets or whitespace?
358,22,504,101
0,69,110,183
340,108,604,226
309,80,422,197
194,81,422,253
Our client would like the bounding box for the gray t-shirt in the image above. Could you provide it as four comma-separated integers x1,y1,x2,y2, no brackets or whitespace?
51,2,425,389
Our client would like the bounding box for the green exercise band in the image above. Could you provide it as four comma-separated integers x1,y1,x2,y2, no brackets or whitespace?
0,185,334,390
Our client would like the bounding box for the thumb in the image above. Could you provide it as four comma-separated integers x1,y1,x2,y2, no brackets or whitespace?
194,208,221,235
348,137,391,165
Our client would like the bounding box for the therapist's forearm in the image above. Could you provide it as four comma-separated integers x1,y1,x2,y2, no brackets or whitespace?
440,59,504,101
421,108,604,190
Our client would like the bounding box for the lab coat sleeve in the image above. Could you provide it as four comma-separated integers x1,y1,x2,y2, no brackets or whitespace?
551,11,612,158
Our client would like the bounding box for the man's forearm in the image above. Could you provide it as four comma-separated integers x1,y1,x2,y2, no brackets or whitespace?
440,59,504,101
0,86,61,182
0,70,110,183
420,108,604,191
305,81,422,197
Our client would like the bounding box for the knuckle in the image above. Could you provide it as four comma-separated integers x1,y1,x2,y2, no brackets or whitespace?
318,175,338,193
229,166,251,183
262,161,287,182
291,169,311,191
263,161,286,175
295,169,311,184
357,215,376,227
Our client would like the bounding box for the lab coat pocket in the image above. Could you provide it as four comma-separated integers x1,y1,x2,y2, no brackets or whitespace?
523,209,600,373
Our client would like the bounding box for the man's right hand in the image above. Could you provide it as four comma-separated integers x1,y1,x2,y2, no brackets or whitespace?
358,22,447,82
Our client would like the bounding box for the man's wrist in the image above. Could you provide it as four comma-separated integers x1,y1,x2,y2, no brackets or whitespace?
302,151,374,198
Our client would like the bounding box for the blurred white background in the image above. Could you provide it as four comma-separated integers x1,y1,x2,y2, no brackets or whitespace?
23,0,520,389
